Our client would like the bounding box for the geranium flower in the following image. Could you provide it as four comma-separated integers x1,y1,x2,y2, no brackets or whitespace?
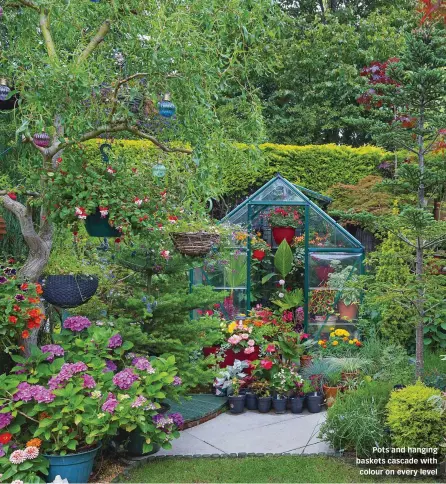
168,215,178,223
8,316,17,324
74,206,87,219
21,330,30,339
247,339,255,347
134,197,143,206
260,359,273,370
244,346,255,354
266,344,276,353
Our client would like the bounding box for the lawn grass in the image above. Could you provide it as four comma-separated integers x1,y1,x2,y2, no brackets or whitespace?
123,456,424,483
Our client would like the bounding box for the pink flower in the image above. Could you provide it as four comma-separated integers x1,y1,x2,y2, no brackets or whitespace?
241,333,249,340
266,344,276,352
228,335,241,345
134,197,142,206
247,339,255,347
244,346,255,354
160,250,170,260
107,166,116,174
75,207,87,220
260,359,273,370
99,206,109,218
23,446,39,459
9,450,26,464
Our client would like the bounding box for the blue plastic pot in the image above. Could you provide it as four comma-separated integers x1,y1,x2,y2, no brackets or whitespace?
45,443,101,483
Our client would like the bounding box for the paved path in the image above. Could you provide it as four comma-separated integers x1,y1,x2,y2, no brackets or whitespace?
159,409,333,456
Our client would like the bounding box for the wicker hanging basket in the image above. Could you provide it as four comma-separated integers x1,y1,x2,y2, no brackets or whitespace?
40,275,99,308
171,232,220,256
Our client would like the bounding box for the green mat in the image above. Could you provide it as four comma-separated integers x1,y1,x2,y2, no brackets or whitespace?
166,394,227,422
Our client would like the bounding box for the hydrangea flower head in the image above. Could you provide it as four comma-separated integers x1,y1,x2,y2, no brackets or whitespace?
63,316,91,332
108,333,123,349
113,368,139,390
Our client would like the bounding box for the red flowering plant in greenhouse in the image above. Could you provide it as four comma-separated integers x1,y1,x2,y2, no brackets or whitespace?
0,317,183,481
0,263,44,351
46,147,180,238
268,207,303,228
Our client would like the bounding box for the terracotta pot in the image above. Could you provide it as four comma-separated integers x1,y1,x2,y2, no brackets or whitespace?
338,300,358,320
315,266,335,282
300,355,312,368
252,249,266,261
323,385,339,408
272,226,295,245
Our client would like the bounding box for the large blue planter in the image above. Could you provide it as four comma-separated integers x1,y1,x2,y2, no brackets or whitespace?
45,444,101,483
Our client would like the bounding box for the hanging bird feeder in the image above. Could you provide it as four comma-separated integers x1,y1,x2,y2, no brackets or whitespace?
33,129,51,148
157,92,176,118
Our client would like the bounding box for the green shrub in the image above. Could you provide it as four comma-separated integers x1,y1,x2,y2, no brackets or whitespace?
372,344,414,386
319,381,393,456
386,381,446,450
423,350,446,390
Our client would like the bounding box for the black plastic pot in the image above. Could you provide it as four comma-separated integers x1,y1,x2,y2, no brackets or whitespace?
306,392,323,413
257,396,272,413
245,392,258,410
40,275,98,308
126,430,161,457
228,395,245,414
272,396,287,414
290,396,305,414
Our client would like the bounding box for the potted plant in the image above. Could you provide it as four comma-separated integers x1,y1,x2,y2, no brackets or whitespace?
289,374,305,414
228,378,246,414
327,262,361,320
251,380,272,413
214,360,250,397
251,236,271,261
221,317,260,363
301,359,338,413
311,254,335,282
40,232,100,308
268,206,303,244
302,379,324,413
277,332,315,367
309,286,336,323
317,328,362,355
322,370,342,408
270,366,297,414
329,356,369,381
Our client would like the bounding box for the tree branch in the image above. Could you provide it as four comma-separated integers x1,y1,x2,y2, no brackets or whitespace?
39,8,58,60
108,72,149,122
77,20,111,65
126,126,193,154
16,0,39,11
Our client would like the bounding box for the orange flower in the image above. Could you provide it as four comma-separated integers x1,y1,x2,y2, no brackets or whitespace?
26,438,42,448
21,330,30,339
20,283,29,291
27,308,42,318
19,345,25,352
28,297,40,304
253,319,264,327
27,319,41,330
8,315,18,324
34,283,43,295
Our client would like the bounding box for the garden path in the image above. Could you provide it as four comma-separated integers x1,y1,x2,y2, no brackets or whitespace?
159,409,332,456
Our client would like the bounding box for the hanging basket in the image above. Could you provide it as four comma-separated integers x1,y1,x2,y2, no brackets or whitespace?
171,232,220,256
85,209,120,238
40,275,99,308
0,216,6,240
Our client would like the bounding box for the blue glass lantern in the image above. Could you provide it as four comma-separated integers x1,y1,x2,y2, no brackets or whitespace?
0,78,10,101
158,93,176,118
152,163,167,178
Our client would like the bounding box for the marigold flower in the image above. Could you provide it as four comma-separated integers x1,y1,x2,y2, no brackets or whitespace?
332,341,339,346
348,340,354,344
26,438,42,448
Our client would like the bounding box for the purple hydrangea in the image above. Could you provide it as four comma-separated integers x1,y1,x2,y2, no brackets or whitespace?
173,376,182,386
13,382,54,403
0,412,12,430
0,444,5,457
63,316,91,332
41,344,65,362
13,382,34,402
103,359,117,373
14,294,25,302
0,276,7,284
13,363,26,375
108,333,123,349
48,362,88,389
152,414,173,429
169,412,184,428
132,357,155,373
82,374,96,389
131,395,147,408
33,385,55,403
112,368,139,390
102,393,118,414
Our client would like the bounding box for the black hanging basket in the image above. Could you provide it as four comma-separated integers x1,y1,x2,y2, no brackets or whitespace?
85,209,120,238
40,275,99,308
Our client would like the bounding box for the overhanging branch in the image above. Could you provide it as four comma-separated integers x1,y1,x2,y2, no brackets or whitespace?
126,126,193,154
108,72,149,122
77,20,111,65
16,0,39,11
39,8,58,60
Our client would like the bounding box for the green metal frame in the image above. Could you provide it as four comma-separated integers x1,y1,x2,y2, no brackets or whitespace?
194,174,365,329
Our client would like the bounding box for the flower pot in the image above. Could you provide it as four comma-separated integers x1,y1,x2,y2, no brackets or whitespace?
272,396,287,414
323,385,339,408
125,430,161,457
290,396,305,414
306,392,323,413
338,300,358,320
272,226,295,245
300,355,312,368
228,395,245,414
245,392,258,410
40,275,99,308
252,249,266,261
85,208,121,237
45,443,101,483
257,396,272,413
315,266,335,282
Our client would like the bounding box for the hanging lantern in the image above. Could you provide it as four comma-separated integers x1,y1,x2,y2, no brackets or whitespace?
152,163,167,178
157,93,176,118
33,129,51,148
0,78,10,102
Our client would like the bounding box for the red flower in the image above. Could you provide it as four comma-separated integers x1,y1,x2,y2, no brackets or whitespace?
13,305,21,312
131,167,138,173
20,283,29,291
27,319,41,329
266,344,276,353
28,297,39,304
260,359,273,370
0,433,12,444
115,238,121,244
7,192,17,200
8,258,15,264
300,333,310,341
56,157,62,164
168,215,178,223
8,316,18,324
35,283,43,295
21,330,30,339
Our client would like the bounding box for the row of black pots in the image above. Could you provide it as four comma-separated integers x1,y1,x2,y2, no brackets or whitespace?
228,392,324,415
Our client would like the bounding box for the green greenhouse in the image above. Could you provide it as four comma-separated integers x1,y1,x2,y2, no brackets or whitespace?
192,175,365,335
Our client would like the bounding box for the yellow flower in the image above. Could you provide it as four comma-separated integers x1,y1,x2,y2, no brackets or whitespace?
343,337,349,342
348,340,354,344
318,340,324,345
353,338,358,343
330,332,335,338
227,322,237,333
332,341,339,346
330,327,335,331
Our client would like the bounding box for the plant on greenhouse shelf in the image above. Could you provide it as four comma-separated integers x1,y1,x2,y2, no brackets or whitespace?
250,236,271,261
309,286,336,321
327,261,361,320
0,262,45,352
268,207,303,229
277,332,315,364
271,288,304,311
0,319,182,462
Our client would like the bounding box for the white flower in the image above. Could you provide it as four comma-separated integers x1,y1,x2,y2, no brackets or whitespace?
97,413,106,419
51,476,69,484
137,34,152,42
118,394,130,401
24,446,39,460
10,450,26,464
91,391,102,399
11,480,24,484
279,279,285,286
278,292,284,298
